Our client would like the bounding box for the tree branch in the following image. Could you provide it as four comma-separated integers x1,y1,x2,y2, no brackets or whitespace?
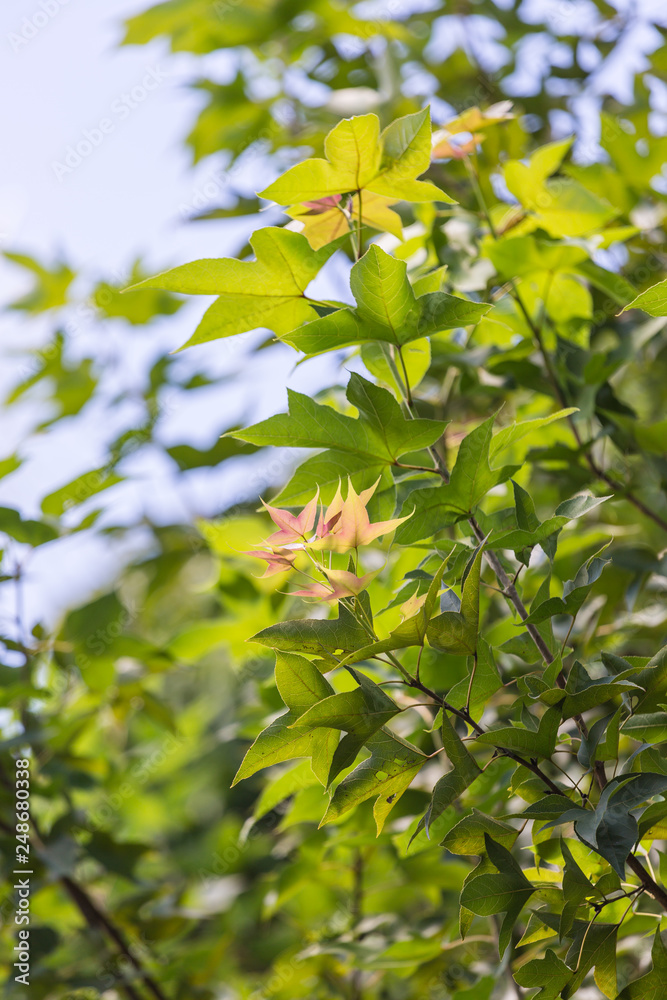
0,762,169,1000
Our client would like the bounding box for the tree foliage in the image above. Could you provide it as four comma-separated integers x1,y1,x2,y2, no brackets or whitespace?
2,2,667,999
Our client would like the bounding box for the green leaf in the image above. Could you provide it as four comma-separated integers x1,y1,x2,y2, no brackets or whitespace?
85,831,148,880
129,227,345,350
235,374,445,468
274,651,334,711
446,639,503,712
361,336,431,398
546,773,667,877
441,809,518,856
41,468,123,517
523,545,610,624
321,727,427,834
346,372,446,459
413,713,481,842
461,834,535,956
452,976,495,1000
397,416,520,542
0,454,21,480
247,373,444,506
624,712,667,744
559,838,600,938
487,235,587,281
274,452,388,508
93,259,183,324
343,555,450,665
489,492,609,556
504,140,616,237
460,867,533,915
295,669,399,735
521,796,575,820
232,653,337,785
577,708,622,768
295,668,401,785
252,760,319,821
250,603,369,666
370,937,444,969
426,540,485,655
564,920,618,998
623,277,667,317
350,244,419,339
285,245,490,355
4,251,75,313
476,706,561,759
61,592,126,653
575,259,637,307
232,712,338,785
514,950,572,1000
556,661,641,719
513,480,539,533
0,507,58,546
488,408,578,462
259,109,454,206
631,645,667,713
617,930,667,1000
374,108,451,201
339,613,425,666
504,139,573,204
166,435,257,470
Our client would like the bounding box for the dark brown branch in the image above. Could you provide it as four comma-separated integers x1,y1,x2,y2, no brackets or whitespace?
60,878,146,1000
60,876,168,1000
403,676,564,798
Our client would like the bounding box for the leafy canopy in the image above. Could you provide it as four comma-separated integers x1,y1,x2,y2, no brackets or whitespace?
8,13,667,996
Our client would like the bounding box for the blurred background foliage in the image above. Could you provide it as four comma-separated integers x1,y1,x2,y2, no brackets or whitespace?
1,1,667,998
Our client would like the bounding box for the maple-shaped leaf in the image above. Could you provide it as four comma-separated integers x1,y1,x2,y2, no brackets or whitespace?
232,652,338,786
321,727,427,834
285,244,491,355
127,227,345,350
396,415,520,542
292,567,378,602
244,546,297,577
314,478,411,552
426,540,486,655
431,101,514,159
617,930,667,1000
231,373,446,504
287,191,403,249
259,109,454,207
5,251,75,313
261,489,319,545
503,139,616,238
514,950,572,1000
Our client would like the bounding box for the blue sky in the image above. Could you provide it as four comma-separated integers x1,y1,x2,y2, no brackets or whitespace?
0,0,350,624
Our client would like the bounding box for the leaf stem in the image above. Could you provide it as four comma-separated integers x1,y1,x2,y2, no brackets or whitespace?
396,345,413,407
464,651,477,716
356,188,363,262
